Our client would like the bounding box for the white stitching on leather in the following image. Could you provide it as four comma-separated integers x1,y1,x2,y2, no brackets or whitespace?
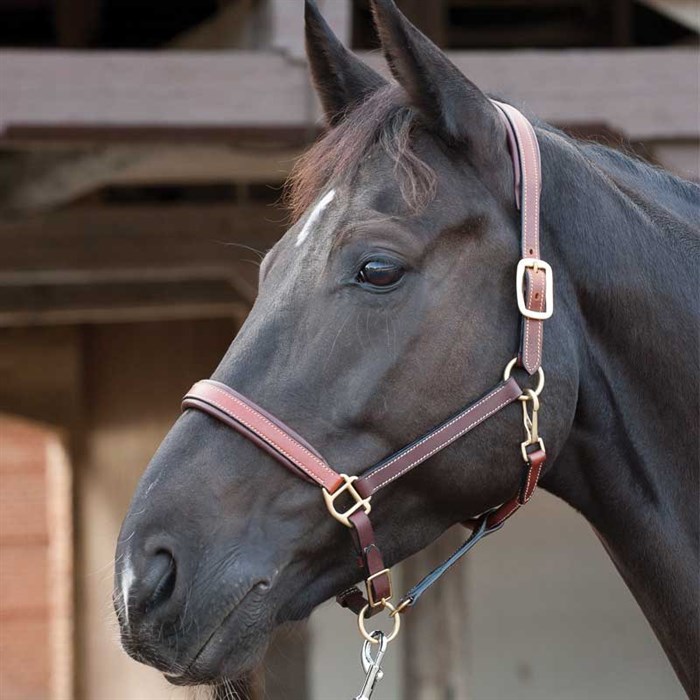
506,105,543,373
368,386,518,493
523,453,544,502
190,384,338,487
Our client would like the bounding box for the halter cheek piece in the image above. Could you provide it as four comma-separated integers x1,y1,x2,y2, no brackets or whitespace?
182,102,553,640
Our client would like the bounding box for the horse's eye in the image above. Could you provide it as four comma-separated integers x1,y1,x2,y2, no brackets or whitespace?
357,259,404,288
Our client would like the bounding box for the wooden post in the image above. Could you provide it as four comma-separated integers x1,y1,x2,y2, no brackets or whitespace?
402,527,471,700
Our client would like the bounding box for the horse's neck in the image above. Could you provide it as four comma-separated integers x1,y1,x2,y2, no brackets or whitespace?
537,130,699,695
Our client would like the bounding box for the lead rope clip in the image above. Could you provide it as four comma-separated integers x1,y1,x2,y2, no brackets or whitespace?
353,631,388,700
520,388,545,461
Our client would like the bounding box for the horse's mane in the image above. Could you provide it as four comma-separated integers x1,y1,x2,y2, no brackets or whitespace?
537,121,699,202
285,84,699,225
285,84,436,222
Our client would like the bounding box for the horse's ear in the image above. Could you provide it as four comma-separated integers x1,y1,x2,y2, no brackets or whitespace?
369,0,502,149
305,0,386,127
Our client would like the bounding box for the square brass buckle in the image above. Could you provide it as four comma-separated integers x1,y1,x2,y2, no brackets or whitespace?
516,258,553,320
366,568,393,609
323,474,372,528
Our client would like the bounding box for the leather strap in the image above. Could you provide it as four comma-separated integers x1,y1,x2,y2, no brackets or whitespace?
392,446,547,614
182,380,344,494
493,101,547,375
354,378,522,499
485,446,546,529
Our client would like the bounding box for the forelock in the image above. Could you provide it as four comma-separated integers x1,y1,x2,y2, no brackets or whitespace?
285,84,437,222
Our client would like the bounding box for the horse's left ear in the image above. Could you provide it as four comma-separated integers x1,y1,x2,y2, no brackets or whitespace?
370,0,503,153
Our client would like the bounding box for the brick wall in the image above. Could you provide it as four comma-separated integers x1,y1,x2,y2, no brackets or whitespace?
0,416,51,700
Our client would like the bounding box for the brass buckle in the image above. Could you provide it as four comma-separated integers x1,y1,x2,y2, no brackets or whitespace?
366,568,393,609
516,258,553,320
323,474,372,528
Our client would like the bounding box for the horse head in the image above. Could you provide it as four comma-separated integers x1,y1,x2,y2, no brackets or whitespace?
114,0,575,685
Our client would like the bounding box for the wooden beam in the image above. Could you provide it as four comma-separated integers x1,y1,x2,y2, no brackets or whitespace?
402,528,471,700
364,49,699,141
0,52,312,143
0,203,284,282
0,279,251,327
0,203,286,325
0,50,696,143
0,145,301,216
0,147,155,216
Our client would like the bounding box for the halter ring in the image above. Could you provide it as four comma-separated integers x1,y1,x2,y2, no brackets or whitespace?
503,357,545,398
358,601,401,644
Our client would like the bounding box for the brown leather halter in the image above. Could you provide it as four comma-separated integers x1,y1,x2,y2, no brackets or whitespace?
182,102,553,638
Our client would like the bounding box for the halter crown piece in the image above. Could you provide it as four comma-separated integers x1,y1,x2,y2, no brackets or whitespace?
182,102,553,648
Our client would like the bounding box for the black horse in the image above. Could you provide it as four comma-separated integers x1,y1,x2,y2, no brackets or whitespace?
114,0,699,696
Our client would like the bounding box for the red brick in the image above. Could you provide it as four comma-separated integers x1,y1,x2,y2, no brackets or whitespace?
0,618,49,700
0,472,47,542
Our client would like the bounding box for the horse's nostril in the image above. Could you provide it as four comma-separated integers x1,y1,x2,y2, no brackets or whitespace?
139,550,177,614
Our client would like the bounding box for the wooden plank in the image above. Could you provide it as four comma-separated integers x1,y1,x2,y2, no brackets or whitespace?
0,146,155,215
0,204,284,283
0,279,251,327
0,51,311,140
363,49,699,140
0,50,697,142
0,145,302,216
0,203,279,324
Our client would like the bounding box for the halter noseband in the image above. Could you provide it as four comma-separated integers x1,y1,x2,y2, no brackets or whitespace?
181,101,553,640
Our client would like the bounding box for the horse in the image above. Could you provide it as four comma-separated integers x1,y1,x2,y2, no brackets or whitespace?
114,0,699,696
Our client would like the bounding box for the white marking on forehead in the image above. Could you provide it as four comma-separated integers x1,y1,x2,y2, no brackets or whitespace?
121,553,135,626
295,189,336,247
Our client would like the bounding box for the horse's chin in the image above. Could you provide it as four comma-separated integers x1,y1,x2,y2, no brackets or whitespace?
162,617,270,687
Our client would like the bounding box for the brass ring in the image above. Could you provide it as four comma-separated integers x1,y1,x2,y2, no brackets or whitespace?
503,357,545,398
358,601,401,644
